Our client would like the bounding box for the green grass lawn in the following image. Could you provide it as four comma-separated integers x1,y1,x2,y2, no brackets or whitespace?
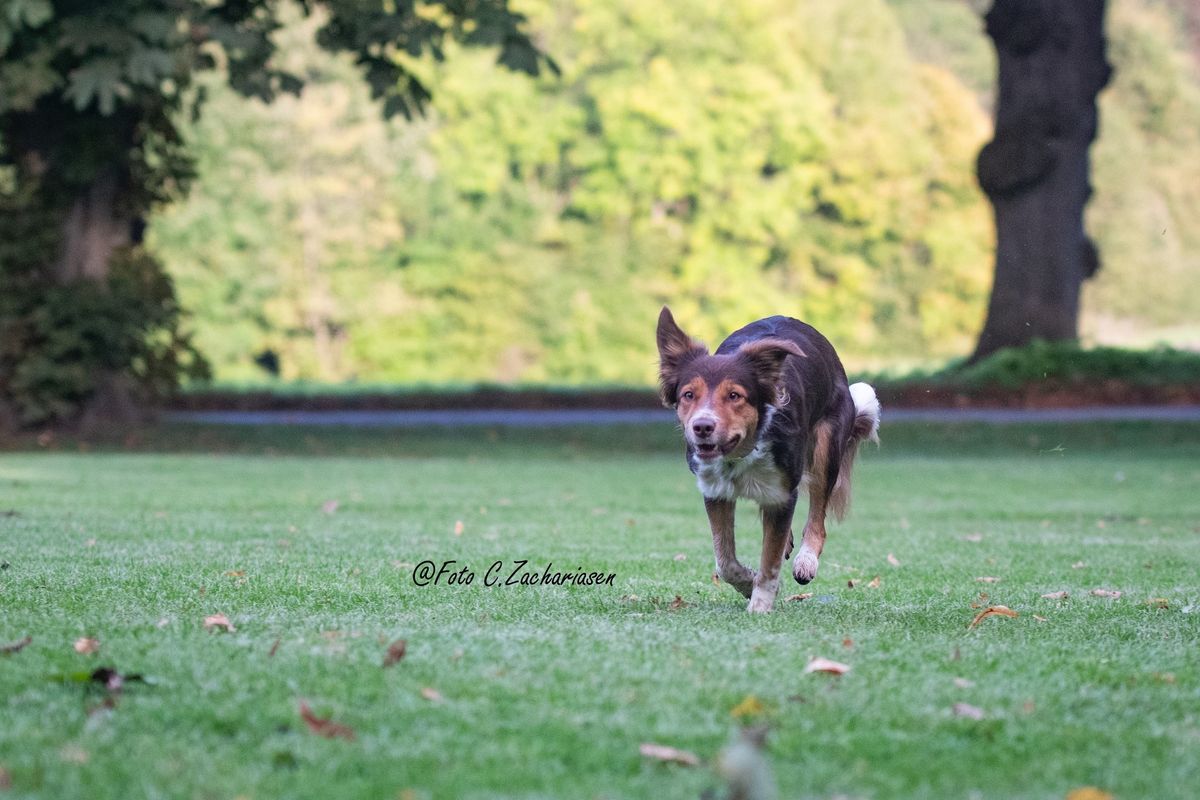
1,422,1198,799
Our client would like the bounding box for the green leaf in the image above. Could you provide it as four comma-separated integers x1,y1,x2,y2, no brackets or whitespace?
64,57,127,114
126,46,175,86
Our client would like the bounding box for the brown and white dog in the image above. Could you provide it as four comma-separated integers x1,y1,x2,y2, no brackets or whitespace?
656,307,880,613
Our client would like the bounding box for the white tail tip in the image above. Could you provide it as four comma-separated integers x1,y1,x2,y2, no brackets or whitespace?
849,382,881,443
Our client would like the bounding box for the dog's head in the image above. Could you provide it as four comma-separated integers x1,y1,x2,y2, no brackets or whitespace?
656,307,803,461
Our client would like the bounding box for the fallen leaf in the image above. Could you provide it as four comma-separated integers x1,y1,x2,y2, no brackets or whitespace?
976,576,1000,583
1033,614,1048,622
1145,598,1169,609
952,677,974,689
887,553,901,567
1065,788,1114,800
225,570,245,577
968,605,1018,630
1041,591,1069,600
298,701,355,740
203,613,236,632
786,593,813,602
420,687,443,703
268,638,281,657
383,639,407,667
842,638,854,649
1,635,31,655
321,499,339,514
867,576,881,589
1091,589,1122,599
803,657,850,675
453,520,464,536
639,743,700,767
74,637,99,655
729,695,766,719
668,595,688,611
952,702,985,720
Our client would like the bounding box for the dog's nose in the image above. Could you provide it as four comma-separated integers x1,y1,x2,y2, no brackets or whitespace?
692,420,715,438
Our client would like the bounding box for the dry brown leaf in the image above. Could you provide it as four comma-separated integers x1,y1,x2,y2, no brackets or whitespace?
786,593,813,602
225,570,245,577
952,702,985,720
867,576,881,589
321,499,339,515
453,520,464,536
420,687,443,703
803,656,850,675
1065,788,1114,800
383,639,407,667
74,637,99,654
1041,591,1069,600
887,553,901,567
1,635,32,654
668,595,688,611
1091,589,1122,598
729,695,765,719
639,743,700,767
1033,614,1048,622
968,605,1018,630
268,637,281,657
203,613,236,632
1146,597,1169,609
842,638,854,649
298,701,355,740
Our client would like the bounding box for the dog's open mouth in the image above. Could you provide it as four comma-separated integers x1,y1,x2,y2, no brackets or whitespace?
695,435,742,460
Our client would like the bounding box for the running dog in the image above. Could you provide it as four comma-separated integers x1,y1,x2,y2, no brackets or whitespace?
656,307,880,612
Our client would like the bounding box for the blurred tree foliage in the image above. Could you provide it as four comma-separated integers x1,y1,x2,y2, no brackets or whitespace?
156,0,1200,385
0,0,549,425
154,0,998,383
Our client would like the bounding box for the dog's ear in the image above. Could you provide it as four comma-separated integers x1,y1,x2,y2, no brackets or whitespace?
656,306,708,407
737,337,804,403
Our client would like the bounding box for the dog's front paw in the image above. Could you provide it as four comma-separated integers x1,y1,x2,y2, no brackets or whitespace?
791,547,820,584
747,592,775,613
730,575,756,599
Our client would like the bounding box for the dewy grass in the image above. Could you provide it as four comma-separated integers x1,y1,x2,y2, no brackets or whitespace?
1,422,1198,799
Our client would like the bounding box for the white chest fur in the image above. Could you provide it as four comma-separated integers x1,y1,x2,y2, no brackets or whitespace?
693,410,793,507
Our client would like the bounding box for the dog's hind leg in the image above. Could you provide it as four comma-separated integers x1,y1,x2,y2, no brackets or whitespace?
749,493,797,613
705,497,755,598
792,420,836,584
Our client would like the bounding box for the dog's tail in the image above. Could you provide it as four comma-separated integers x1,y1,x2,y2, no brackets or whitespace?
829,382,881,520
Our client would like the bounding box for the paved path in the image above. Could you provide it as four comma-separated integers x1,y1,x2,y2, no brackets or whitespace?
164,405,1200,427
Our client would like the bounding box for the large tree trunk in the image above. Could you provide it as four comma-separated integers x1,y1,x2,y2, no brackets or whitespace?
970,0,1112,362
54,165,133,283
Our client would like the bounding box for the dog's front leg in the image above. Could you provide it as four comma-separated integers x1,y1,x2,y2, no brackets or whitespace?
705,497,754,598
749,494,797,613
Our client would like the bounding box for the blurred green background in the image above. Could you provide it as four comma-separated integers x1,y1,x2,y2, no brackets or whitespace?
140,0,1200,385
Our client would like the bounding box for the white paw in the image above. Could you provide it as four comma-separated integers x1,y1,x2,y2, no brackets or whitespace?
792,547,819,584
747,591,775,613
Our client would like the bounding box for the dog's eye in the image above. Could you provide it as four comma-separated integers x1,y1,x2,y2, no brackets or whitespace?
681,390,694,401
728,391,741,401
